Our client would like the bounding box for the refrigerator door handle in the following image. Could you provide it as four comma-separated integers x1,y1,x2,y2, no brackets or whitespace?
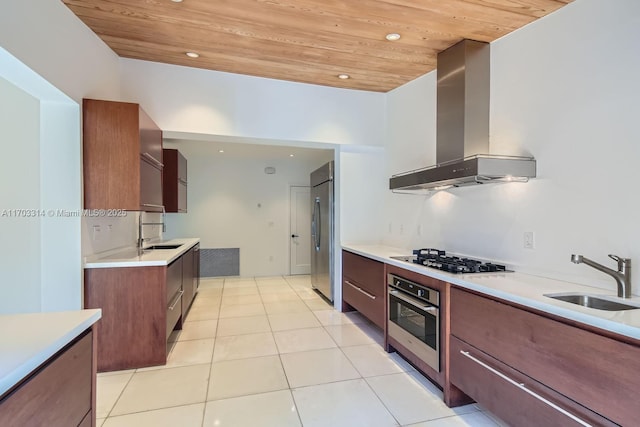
313,197,321,251
311,199,316,243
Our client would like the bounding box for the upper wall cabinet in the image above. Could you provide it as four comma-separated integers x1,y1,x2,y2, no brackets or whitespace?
162,148,187,213
83,99,164,212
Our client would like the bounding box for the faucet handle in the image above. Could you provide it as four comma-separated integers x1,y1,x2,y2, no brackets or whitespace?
608,254,630,270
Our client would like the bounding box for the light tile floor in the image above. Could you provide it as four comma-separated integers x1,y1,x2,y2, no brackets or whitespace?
97,276,503,427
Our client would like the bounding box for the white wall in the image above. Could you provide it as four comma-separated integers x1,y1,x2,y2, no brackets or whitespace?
119,59,386,147
339,145,387,244
0,0,120,103
39,101,83,312
0,47,85,314
0,77,42,314
119,58,386,297
384,72,438,250
81,213,139,257
0,1,122,313
0,0,128,262
162,139,333,277
383,0,640,294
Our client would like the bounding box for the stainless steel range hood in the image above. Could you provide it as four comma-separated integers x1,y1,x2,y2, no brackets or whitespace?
390,40,536,192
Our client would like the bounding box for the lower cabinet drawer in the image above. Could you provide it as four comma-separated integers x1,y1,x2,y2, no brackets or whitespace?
450,287,640,425
450,336,614,427
343,278,384,328
0,331,93,427
342,251,384,296
166,258,182,303
166,290,183,340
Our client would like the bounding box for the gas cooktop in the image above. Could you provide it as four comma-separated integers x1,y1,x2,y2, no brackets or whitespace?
390,248,510,274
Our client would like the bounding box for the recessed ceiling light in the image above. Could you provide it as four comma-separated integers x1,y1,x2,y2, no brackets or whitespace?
171,0,183,3
385,33,401,41
337,74,350,80
218,149,224,153
289,154,294,157
186,52,200,58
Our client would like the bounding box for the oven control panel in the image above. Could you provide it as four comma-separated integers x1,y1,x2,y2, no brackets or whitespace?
388,274,439,307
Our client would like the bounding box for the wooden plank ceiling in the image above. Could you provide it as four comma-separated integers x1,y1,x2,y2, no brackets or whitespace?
62,0,572,92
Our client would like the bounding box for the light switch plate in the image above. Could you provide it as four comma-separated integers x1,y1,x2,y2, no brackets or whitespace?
524,231,535,249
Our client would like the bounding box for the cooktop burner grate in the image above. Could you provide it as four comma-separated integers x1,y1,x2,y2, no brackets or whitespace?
412,248,508,274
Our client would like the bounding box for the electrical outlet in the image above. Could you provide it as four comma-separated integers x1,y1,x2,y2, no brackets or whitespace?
399,224,404,234
524,231,535,249
388,222,392,233
417,225,423,236
92,225,101,242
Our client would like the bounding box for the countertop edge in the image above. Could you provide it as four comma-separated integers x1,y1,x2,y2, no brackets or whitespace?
84,238,200,269
342,244,640,342
0,309,102,397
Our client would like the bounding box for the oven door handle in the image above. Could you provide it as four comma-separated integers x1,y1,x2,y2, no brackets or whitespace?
388,289,437,312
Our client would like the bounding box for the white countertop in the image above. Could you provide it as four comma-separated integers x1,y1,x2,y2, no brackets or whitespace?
0,309,101,397
84,238,200,268
343,244,640,341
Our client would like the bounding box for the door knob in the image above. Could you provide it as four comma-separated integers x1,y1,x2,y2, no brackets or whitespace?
291,234,299,238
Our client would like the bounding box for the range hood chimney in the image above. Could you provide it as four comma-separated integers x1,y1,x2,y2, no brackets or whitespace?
389,40,536,192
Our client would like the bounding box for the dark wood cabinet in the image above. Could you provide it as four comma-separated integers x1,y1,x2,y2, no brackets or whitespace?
0,331,95,427
84,245,201,372
180,243,200,317
341,250,385,328
85,266,168,371
140,154,163,209
166,257,183,340
193,243,200,293
181,246,195,316
163,148,187,213
449,287,638,426
83,99,164,212
167,257,183,308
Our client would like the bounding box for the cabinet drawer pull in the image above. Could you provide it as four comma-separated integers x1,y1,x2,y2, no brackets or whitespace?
459,350,591,427
142,152,165,168
345,280,376,300
168,290,184,311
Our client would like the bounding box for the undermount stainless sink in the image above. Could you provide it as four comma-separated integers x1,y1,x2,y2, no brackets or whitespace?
544,292,640,311
145,244,182,250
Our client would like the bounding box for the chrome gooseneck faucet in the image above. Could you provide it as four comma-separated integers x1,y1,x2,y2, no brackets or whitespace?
138,208,166,255
571,254,632,298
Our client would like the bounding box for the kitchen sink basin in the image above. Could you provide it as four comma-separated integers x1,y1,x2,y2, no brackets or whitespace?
145,244,182,250
544,292,640,311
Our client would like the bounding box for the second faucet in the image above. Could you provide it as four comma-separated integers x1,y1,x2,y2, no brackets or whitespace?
571,254,632,298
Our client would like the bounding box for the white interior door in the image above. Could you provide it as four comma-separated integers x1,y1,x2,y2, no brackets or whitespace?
290,186,311,275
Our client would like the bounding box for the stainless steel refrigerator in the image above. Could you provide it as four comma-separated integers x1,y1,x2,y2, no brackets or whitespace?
310,161,334,302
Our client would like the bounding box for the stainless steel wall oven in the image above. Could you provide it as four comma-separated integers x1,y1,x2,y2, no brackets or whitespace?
387,273,440,372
